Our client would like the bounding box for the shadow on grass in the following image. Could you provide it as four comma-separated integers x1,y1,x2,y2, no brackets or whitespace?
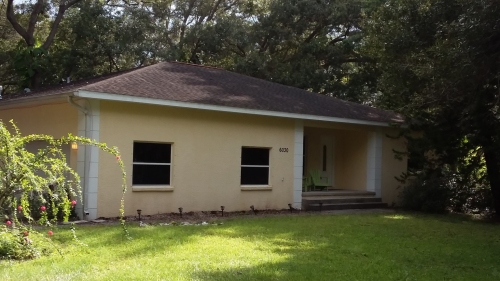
50,213,500,281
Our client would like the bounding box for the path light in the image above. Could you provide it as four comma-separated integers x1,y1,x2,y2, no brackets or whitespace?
137,209,142,221
250,205,257,215
220,206,225,217
178,207,183,218
319,202,323,212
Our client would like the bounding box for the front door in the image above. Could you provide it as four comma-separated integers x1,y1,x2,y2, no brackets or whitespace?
320,136,334,186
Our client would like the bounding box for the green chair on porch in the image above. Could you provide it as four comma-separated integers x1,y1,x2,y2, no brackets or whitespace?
309,169,330,190
302,176,312,191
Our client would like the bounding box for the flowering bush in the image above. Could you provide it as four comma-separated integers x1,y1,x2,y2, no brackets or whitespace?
0,120,128,259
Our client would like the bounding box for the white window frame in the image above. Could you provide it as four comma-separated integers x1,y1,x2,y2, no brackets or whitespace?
132,142,172,188
240,147,271,187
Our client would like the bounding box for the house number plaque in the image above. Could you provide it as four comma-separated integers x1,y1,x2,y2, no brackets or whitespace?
279,148,289,152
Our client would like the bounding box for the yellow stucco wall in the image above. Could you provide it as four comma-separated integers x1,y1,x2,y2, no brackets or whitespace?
304,127,368,190
381,129,407,205
0,101,79,169
97,101,296,217
0,101,78,137
335,130,368,191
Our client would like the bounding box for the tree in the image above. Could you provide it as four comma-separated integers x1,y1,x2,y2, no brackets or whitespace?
363,0,500,215
5,0,83,89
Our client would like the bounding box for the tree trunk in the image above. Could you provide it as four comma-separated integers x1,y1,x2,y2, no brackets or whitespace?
30,70,42,89
482,142,500,217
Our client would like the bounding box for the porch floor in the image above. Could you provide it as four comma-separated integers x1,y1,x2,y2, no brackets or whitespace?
302,189,387,211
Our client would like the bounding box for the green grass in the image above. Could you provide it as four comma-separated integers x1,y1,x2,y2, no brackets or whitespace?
1,212,500,281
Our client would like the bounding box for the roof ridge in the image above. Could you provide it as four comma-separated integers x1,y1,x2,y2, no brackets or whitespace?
168,61,224,71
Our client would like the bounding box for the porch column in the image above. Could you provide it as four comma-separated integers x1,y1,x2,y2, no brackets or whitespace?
76,99,100,220
366,130,383,196
293,120,304,209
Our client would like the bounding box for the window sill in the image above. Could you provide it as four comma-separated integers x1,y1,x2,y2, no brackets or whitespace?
132,186,174,192
241,186,272,191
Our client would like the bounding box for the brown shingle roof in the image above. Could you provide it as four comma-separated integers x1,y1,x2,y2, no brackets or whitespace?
1,62,403,124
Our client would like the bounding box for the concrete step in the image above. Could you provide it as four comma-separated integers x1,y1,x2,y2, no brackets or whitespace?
303,196,382,205
302,190,376,197
306,202,388,211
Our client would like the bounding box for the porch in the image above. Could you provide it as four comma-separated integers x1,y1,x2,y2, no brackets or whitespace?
295,124,385,211
301,189,387,211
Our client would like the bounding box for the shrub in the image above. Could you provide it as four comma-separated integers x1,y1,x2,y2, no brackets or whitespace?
0,120,128,260
399,170,451,213
0,226,53,260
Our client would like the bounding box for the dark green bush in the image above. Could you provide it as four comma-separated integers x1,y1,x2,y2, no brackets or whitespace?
399,170,452,213
399,167,494,215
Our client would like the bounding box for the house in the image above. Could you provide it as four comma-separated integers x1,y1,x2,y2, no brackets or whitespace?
0,62,406,219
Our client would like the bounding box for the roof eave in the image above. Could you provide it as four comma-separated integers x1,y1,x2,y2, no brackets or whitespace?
75,90,399,127
0,92,72,109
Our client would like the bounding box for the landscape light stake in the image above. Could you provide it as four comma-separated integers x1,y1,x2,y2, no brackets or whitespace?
319,202,323,212
250,205,257,215
137,209,142,221
178,207,183,218
288,203,293,213
220,206,225,217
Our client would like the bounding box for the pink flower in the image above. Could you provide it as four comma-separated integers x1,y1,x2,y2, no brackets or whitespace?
48,231,53,236
5,220,11,226
17,205,22,212
116,156,121,161
71,200,77,206
23,231,29,236
40,206,46,211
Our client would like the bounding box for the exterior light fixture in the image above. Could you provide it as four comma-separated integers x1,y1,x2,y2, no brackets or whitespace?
178,207,183,218
137,209,142,221
71,142,78,150
319,202,323,212
288,203,293,213
220,206,225,217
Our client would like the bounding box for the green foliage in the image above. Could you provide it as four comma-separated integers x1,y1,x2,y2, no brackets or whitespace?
0,120,129,259
12,43,47,89
1,0,381,103
363,0,500,215
399,171,451,213
0,226,53,260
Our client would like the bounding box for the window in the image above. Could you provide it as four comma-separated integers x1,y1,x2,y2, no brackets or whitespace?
133,142,171,185
241,147,270,185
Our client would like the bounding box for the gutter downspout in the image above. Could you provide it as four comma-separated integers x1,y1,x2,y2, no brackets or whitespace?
67,95,89,220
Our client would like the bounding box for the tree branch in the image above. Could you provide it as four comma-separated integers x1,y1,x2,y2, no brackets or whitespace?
6,0,31,45
304,25,325,44
26,0,44,42
42,0,83,50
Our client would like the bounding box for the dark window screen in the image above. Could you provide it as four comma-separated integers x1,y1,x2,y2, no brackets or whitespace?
241,167,269,185
133,164,170,185
133,142,171,163
241,147,269,165
133,142,171,185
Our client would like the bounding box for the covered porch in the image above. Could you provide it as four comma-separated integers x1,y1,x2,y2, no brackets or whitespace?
292,122,388,211
301,125,382,194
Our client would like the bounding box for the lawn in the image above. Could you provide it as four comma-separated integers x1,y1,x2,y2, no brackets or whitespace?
1,212,499,281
